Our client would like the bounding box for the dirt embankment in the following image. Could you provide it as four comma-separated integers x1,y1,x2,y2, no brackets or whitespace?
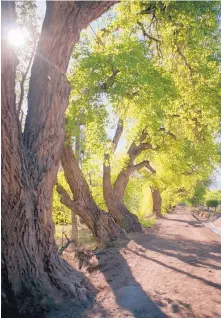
192,208,221,237
192,208,221,223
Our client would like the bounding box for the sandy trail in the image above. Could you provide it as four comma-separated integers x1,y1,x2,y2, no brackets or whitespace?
83,207,221,318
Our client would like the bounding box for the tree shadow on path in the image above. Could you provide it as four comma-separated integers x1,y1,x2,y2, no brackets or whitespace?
134,231,221,270
127,247,221,290
131,211,221,291
93,243,167,318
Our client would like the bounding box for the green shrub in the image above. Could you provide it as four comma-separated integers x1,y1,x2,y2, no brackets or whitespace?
206,199,219,211
52,208,71,225
140,218,156,228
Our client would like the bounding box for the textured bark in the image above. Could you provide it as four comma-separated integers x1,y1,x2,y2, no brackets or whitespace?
151,188,162,218
103,158,143,233
57,125,81,249
61,143,126,243
103,127,157,233
2,1,117,315
113,160,156,199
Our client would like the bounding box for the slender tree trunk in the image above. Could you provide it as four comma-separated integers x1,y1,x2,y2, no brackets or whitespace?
59,127,81,250
55,182,79,249
2,1,117,315
151,187,162,218
70,126,81,249
71,211,78,248
61,144,126,243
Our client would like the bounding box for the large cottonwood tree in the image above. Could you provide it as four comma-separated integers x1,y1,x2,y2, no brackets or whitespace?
59,138,125,242
1,1,117,315
64,0,220,226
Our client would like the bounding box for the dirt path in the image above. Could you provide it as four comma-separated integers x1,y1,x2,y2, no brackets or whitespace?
83,207,221,318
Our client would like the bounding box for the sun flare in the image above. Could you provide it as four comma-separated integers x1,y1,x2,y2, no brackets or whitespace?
8,29,25,47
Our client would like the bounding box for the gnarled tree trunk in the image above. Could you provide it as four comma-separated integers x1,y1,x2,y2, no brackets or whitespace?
60,143,126,243
103,158,157,232
1,1,116,315
151,187,162,218
102,122,159,232
103,158,143,233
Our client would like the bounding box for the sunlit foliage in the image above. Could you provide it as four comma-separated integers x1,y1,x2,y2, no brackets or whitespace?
58,1,221,221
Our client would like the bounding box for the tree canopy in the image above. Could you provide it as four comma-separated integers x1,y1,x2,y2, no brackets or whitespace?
57,1,221,222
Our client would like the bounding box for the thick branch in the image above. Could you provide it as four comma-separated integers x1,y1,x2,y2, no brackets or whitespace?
112,127,161,198
56,183,77,211
127,129,160,161
103,118,123,196
127,140,154,162
132,160,156,174
61,139,105,228
113,158,156,199
61,139,125,241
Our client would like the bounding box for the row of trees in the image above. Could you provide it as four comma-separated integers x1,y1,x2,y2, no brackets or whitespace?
2,1,221,315
189,186,221,210
55,1,221,245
